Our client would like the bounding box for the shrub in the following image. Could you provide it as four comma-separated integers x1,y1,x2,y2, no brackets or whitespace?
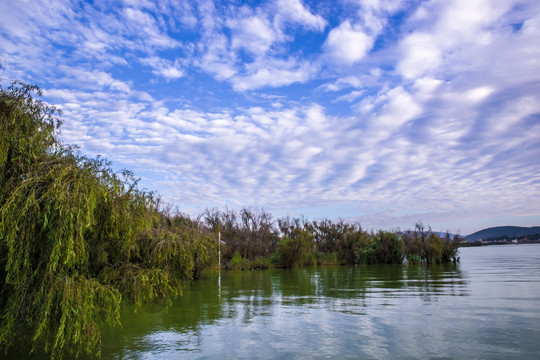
275,230,314,268
230,251,244,269
375,231,404,264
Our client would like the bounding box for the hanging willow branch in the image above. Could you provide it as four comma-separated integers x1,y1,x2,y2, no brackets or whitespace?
0,82,213,358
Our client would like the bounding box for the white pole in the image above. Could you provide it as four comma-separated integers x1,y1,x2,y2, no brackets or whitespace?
218,231,221,269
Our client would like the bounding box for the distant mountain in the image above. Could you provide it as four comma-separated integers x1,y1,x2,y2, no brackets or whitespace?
466,226,540,242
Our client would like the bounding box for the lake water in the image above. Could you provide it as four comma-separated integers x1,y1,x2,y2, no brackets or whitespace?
75,245,540,358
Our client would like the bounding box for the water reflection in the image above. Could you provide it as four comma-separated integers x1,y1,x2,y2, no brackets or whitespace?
9,246,540,359
94,262,469,359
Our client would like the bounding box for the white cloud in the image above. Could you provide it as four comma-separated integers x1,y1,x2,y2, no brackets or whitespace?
188,0,327,90
141,57,185,79
397,32,441,79
228,13,278,56
324,21,373,64
412,77,443,101
197,33,238,80
522,11,540,35
160,66,184,79
486,95,540,135
433,0,510,46
232,57,316,91
335,90,364,102
397,0,517,80
273,0,326,31
373,86,423,132
320,76,363,92
193,0,326,90
464,86,494,103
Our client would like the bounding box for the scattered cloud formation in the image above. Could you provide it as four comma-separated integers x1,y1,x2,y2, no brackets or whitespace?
1,0,539,234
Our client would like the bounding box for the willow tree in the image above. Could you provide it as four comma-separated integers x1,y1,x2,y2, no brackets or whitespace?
0,82,212,358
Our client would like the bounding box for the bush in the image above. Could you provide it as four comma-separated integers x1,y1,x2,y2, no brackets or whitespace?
424,233,444,264
401,224,460,264
275,230,314,268
230,251,244,269
406,254,422,264
337,227,368,264
375,231,404,264
315,252,339,265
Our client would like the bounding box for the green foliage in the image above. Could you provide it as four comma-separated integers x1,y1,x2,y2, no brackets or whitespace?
312,219,345,253
357,239,378,265
223,251,271,270
424,233,444,264
203,208,278,262
275,226,314,268
358,232,403,265
337,226,368,264
204,214,458,268
375,231,404,264
401,224,460,264
29,275,121,358
246,257,271,269
0,83,214,358
406,254,422,265
315,252,339,265
441,233,461,263
230,251,244,269
275,237,296,268
0,82,62,191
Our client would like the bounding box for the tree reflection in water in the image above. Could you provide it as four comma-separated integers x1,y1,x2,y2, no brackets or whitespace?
88,262,468,359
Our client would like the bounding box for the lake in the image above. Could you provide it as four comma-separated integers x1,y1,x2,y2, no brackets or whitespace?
81,245,540,358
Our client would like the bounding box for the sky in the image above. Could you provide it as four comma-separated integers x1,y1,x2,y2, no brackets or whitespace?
1,0,540,235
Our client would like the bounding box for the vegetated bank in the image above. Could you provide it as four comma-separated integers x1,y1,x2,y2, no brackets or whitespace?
202,208,462,269
0,82,462,358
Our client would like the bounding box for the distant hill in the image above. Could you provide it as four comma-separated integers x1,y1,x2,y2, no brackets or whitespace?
466,226,540,242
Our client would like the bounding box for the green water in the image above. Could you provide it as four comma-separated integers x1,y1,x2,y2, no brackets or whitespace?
18,245,540,358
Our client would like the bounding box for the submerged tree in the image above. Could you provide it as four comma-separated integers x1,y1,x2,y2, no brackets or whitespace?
400,224,461,264
275,216,315,267
202,207,278,264
358,231,404,265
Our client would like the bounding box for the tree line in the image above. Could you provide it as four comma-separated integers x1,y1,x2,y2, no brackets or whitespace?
201,208,462,269
0,82,461,358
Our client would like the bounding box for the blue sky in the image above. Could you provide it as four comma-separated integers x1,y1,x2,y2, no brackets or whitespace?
1,0,540,235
